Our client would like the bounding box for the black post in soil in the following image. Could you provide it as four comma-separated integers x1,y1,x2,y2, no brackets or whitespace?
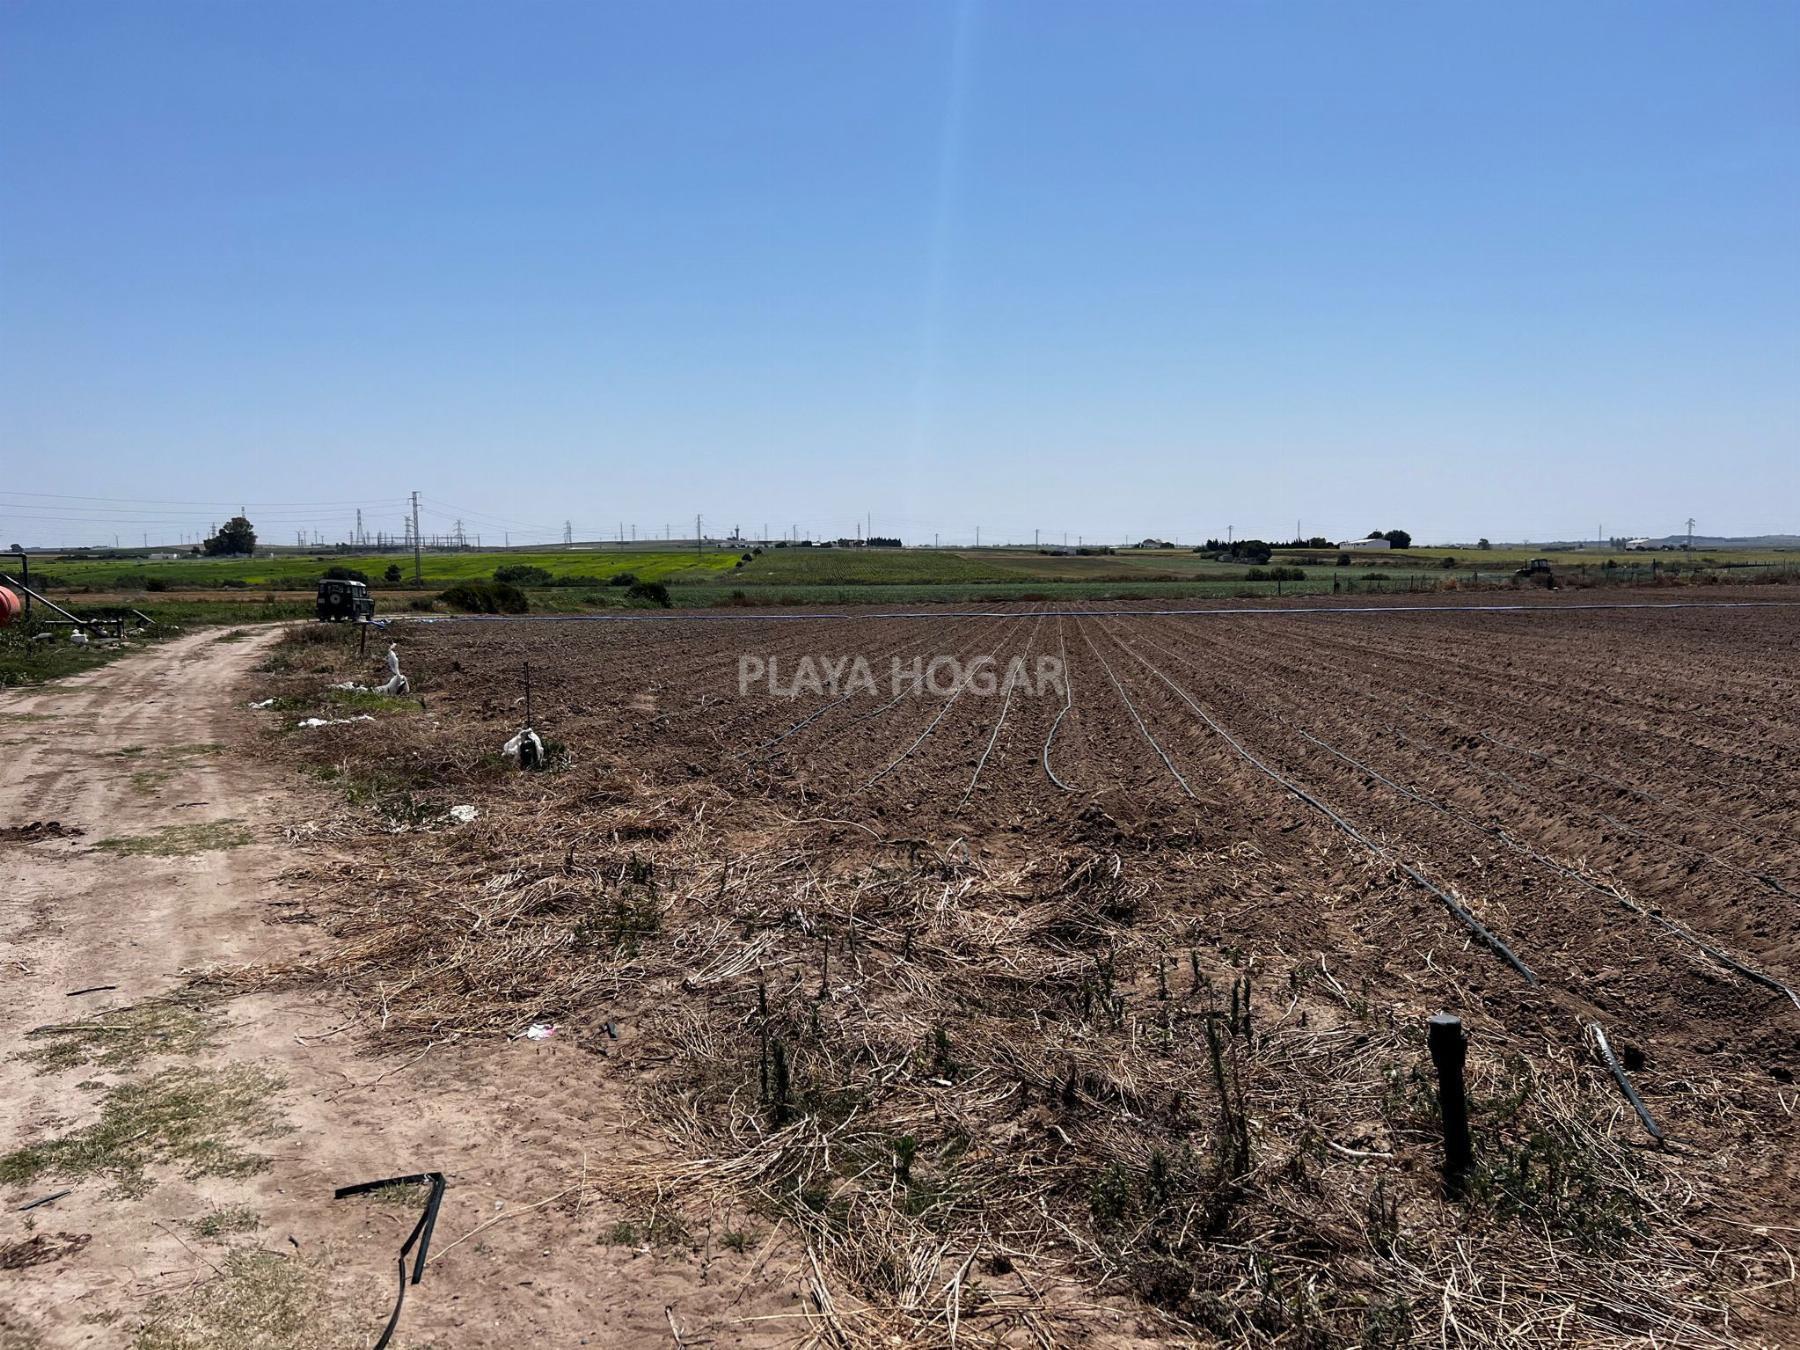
1428,1013,1472,1194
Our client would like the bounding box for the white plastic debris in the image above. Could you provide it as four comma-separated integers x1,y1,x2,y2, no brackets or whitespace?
521,1023,558,1041
296,714,376,729
448,804,478,824
248,698,277,709
502,728,544,769
69,631,89,646
375,672,410,696
384,644,401,678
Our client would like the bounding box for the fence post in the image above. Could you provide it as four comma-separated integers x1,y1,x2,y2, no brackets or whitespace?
1428,1013,1472,1193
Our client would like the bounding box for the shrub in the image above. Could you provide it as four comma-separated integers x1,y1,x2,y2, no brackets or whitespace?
383,564,403,584
1336,553,1351,567
494,564,553,587
144,577,170,592
608,572,639,588
439,580,529,614
626,580,671,608
322,565,370,584
408,597,435,611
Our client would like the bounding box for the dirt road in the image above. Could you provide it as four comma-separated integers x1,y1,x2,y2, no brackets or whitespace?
0,629,796,1348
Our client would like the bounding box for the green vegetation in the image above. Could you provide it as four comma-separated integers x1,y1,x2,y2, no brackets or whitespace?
0,1064,285,1198
135,1250,369,1350
94,820,255,857
10,541,1791,632
189,1205,262,1239
27,547,740,593
439,579,529,613
20,998,221,1073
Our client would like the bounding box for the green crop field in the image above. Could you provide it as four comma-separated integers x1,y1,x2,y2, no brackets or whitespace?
21,549,743,593
727,548,1020,586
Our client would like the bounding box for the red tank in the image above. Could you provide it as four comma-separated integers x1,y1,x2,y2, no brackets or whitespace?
0,587,20,628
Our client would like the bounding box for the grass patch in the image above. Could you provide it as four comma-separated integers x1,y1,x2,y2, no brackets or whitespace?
0,1064,286,1199
20,998,221,1073
189,1205,261,1240
131,768,176,795
94,821,255,857
134,1250,371,1350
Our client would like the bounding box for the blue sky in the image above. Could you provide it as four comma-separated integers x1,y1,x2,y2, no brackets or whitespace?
2,1,1795,547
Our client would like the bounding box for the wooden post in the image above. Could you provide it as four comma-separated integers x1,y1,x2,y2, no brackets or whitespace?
1428,1013,1472,1192
358,622,367,657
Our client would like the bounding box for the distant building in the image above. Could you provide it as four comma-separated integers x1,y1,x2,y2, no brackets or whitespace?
1624,538,1654,551
1338,538,1391,550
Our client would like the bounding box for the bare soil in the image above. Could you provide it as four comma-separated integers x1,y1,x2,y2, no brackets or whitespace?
0,628,802,1348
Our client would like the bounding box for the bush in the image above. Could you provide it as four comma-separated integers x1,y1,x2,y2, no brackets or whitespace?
607,572,639,588
383,564,404,584
144,577,170,592
408,597,435,612
1337,553,1351,567
494,564,553,587
438,581,529,614
322,565,370,584
626,580,671,608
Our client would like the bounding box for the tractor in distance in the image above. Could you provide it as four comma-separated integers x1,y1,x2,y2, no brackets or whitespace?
1513,558,1557,589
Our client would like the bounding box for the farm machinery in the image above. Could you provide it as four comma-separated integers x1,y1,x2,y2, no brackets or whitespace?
1513,558,1557,589
316,577,376,622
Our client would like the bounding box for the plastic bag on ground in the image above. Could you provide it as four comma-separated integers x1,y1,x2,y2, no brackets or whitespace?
502,728,544,769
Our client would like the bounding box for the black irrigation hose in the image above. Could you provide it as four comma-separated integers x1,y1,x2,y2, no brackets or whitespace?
1097,621,1536,983
1477,731,1800,900
1075,618,1197,801
422,599,1800,624
1296,729,1800,1008
1589,1024,1665,1143
1042,619,1076,792
961,608,1048,804
738,611,994,761
334,1171,446,1350
866,612,1029,788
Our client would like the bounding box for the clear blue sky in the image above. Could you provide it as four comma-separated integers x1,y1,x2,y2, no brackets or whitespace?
3,1,1795,547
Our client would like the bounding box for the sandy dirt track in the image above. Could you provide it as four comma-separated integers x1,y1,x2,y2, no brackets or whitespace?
0,628,800,1348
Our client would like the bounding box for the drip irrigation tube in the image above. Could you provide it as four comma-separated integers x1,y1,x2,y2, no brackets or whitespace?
1295,730,1800,1008
1042,619,1076,792
961,609,1048,804
866,615,1025,788
1589,1024,1664,1143
420,599,1800,624
1075,619,1197,800
1097,621,1536,983
334,1171,446,1350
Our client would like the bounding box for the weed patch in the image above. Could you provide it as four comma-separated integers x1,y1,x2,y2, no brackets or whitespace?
134,1251,372,1350
20,998,221,1072
0,1064,286,1198
189,1205,261,1240
95,821,254,857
